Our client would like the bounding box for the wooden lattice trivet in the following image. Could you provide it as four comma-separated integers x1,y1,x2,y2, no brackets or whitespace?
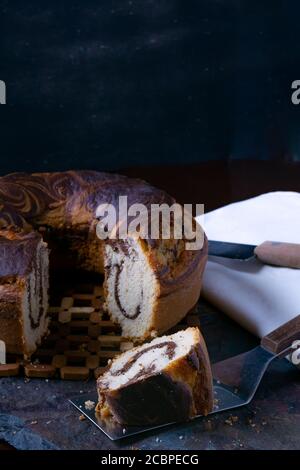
0,282,200,380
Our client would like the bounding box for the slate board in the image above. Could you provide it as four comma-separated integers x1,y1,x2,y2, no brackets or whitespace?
0,301,299,450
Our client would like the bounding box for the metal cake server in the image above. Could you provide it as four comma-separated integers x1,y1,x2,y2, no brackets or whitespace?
70,315,300,441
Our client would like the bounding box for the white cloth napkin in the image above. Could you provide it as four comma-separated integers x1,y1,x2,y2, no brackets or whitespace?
196,192,300,338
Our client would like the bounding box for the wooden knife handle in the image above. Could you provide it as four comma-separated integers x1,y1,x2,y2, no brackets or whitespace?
261,315,300,354
254,241,300,268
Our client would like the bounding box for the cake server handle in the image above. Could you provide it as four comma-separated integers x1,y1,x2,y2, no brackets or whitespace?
261,314,300,355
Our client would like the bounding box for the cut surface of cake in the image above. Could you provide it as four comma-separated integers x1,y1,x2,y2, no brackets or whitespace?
104,236,207,341
96,327,213,425
0,230,49,357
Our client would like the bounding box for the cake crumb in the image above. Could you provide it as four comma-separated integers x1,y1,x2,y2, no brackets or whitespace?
213,398,219,409
30,420,38,425
179,435,184,440
79,414,86,421
84,400,95,410
225,415,238,426
225,419,233,426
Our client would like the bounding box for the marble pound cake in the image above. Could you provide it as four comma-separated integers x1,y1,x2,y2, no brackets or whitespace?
0,171,207,354
96,327,213,425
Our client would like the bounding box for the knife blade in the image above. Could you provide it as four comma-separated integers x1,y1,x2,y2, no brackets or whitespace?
208,240,300,268
208,240,256,260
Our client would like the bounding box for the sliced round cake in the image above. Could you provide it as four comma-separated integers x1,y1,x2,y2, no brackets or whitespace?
96,327,213,425
0,171,208,351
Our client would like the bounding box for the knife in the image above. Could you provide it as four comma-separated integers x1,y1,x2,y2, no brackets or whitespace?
208,240,300,269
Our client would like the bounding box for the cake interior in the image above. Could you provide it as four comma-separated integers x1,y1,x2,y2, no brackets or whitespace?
41,227,104,274
104,238,158,340
22,239,49,356
98,327,197,391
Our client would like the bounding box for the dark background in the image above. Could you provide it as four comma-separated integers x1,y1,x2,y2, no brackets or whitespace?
1,0,300,175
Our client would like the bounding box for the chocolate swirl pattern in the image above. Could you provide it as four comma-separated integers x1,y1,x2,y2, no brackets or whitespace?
0,171,175,228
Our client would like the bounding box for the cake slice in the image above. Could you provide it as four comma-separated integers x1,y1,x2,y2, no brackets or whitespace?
96,327,213,425
0,230,49,357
